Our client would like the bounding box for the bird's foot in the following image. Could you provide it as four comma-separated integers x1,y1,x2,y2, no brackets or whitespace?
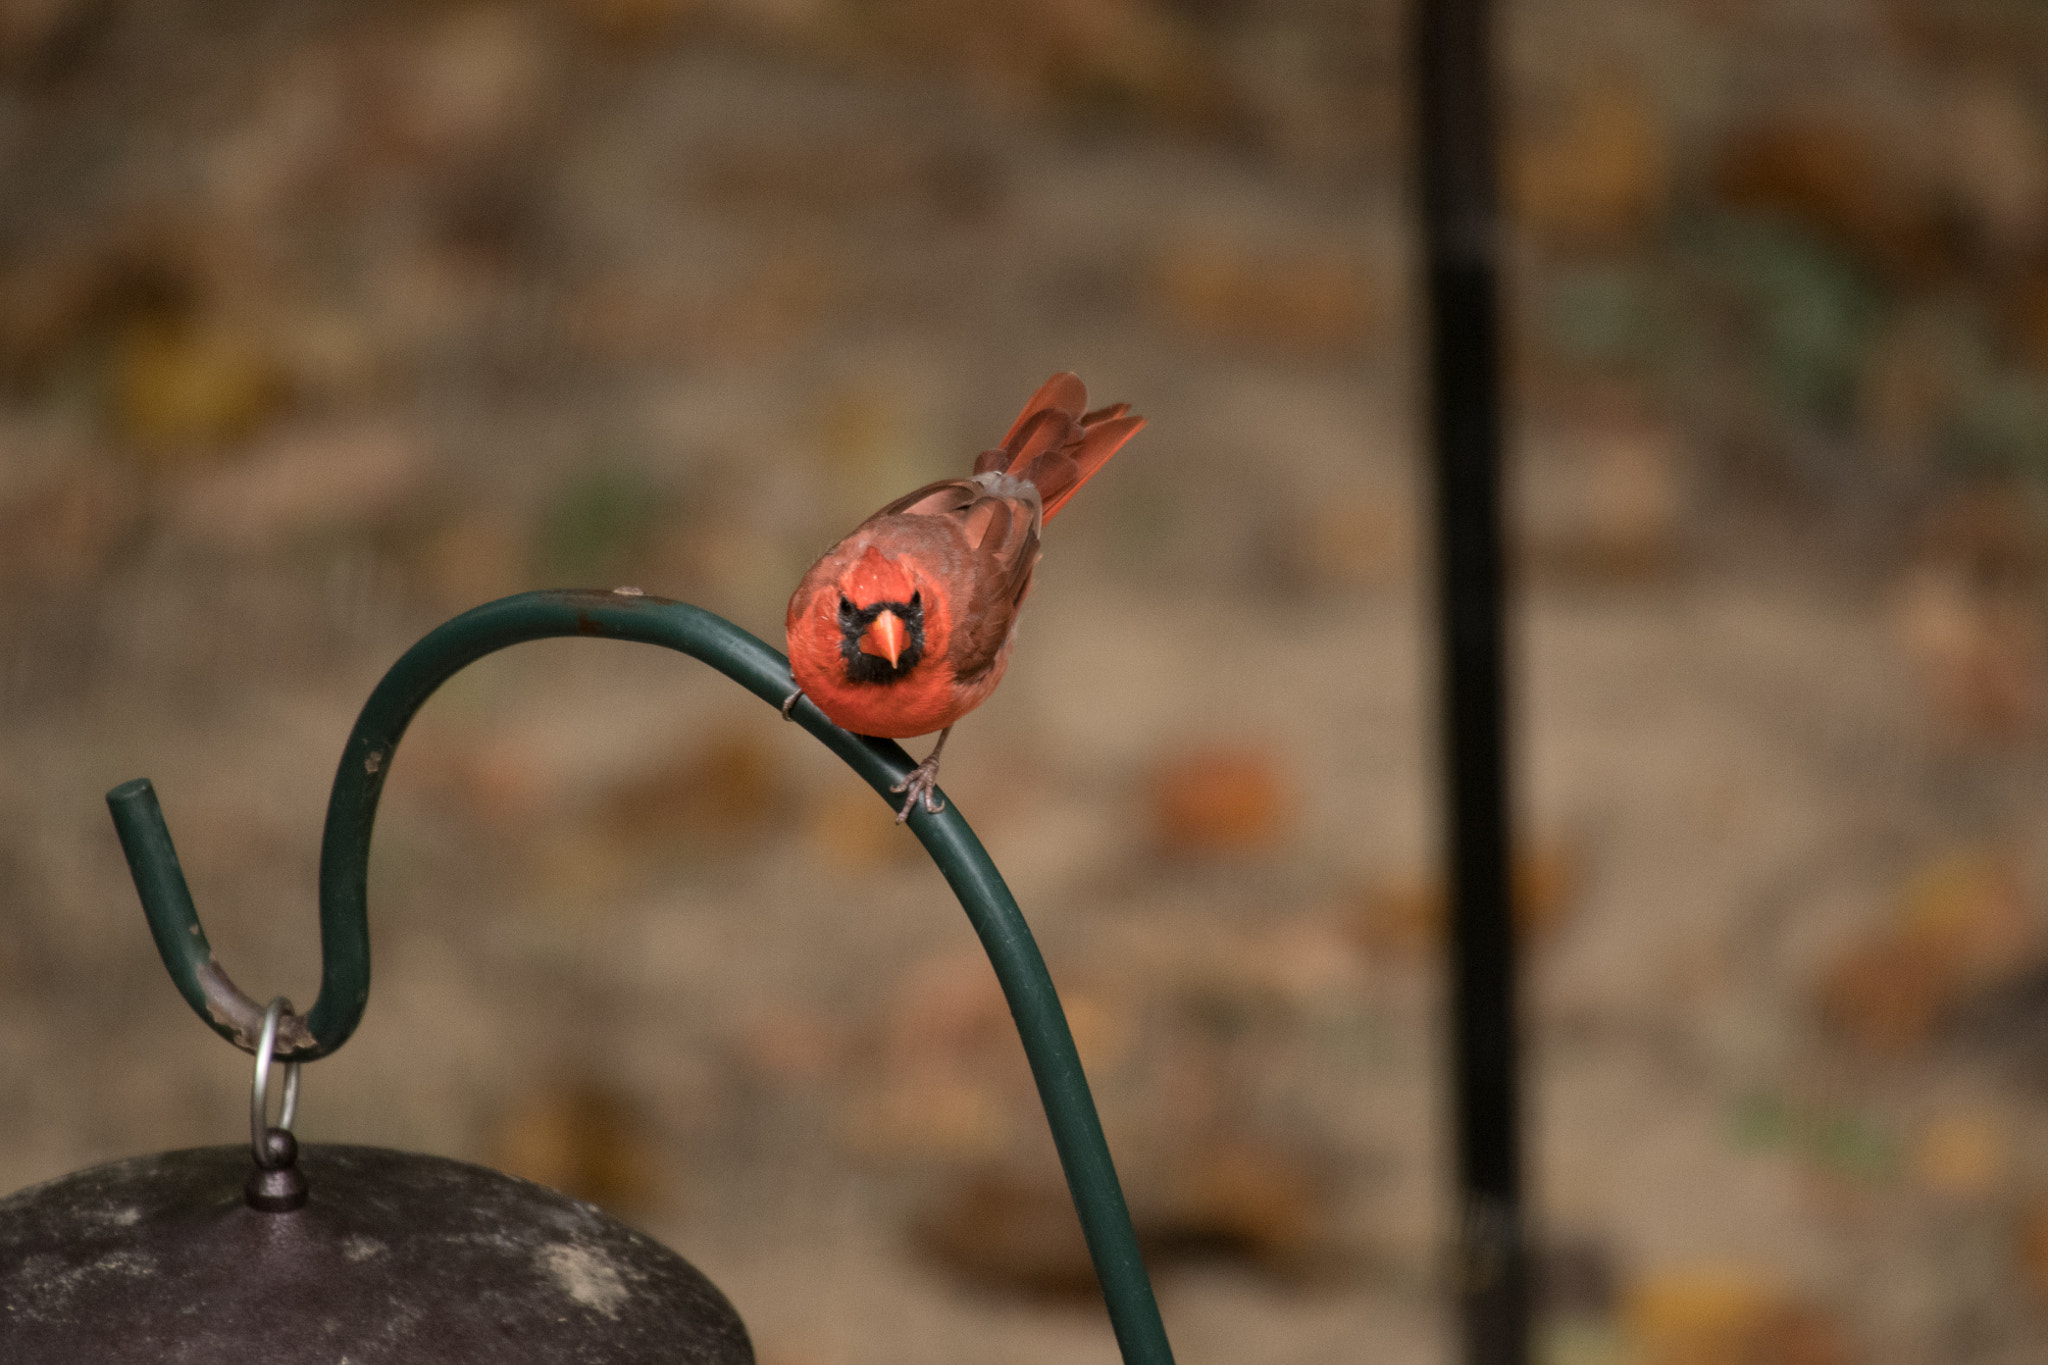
889,756,946,825
781,689,805,721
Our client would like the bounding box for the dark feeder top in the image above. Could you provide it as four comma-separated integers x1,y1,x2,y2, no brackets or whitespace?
0,1142,753,1364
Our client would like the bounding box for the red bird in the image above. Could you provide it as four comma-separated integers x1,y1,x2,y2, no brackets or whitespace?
785,373,1144,822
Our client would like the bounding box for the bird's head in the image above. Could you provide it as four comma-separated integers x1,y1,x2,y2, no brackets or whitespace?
835,546,925,684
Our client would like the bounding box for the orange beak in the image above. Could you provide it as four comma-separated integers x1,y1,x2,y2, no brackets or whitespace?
858,609,906,667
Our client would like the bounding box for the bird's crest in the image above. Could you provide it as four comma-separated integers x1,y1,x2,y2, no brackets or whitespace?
843,545,917,606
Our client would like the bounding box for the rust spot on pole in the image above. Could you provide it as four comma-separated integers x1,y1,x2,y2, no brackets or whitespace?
197,964,314,1054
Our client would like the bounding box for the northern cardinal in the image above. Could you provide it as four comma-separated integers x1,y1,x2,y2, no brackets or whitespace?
785,373,1144,822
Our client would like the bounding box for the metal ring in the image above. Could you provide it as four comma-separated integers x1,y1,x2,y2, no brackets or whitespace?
250,997,302,1167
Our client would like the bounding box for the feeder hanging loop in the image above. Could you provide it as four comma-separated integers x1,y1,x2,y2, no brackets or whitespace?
250,997,302,1167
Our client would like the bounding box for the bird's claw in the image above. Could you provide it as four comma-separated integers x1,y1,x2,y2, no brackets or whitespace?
889,760,945,825
781,690,804,721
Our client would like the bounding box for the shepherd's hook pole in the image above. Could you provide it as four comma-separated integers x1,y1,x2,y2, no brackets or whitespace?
1415,0,1528,1362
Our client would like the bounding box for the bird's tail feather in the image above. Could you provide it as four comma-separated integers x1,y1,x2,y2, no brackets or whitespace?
978,372,1144,524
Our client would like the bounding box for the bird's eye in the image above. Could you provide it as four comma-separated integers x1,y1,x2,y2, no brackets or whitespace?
838,594,854,617
909,591,921,610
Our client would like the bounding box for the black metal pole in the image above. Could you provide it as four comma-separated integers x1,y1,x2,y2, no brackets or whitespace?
1414,1,1527,1364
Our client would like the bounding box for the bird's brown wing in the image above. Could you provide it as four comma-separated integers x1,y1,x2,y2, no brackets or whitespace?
859,477,1040,684
870,478,980,521
947,490,1039,683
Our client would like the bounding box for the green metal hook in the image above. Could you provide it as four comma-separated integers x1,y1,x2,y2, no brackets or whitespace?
105,588,1174,1365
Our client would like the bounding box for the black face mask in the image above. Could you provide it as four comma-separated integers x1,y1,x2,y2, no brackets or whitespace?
837,591,925,683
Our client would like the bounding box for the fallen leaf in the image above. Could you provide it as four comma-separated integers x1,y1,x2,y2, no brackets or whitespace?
114,315,285,458
1151,746,1289,855
915,1137,1330,1297
1626,1270,1855,1365
838,1073,1015,1164
1356,841,1583,959
1151,1137,1325,1266
1891,567,2046,741
1938,80,2048,261
1819,849,2035,1053
1912,1109,2007,1198
597,732,788,855
1513,81,1671,248
1154,239,1378,355
1521,418,1687,581
1264,484,1416,592
1711,115,1947,282
2017,1199,2048,1300
492,1078,662,1215
914,1168,1098,1297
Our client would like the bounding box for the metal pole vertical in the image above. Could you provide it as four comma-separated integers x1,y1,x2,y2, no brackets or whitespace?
1414,1,1528,1363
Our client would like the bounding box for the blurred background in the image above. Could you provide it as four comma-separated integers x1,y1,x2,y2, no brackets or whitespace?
5,0,2048,1361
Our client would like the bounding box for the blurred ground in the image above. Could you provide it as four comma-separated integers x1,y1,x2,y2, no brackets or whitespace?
6,0,2048,1362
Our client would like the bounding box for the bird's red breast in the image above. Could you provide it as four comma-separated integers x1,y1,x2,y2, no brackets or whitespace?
785,372,1144,739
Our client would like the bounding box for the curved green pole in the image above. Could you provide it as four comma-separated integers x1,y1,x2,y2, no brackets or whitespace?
106,588,1174,1365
